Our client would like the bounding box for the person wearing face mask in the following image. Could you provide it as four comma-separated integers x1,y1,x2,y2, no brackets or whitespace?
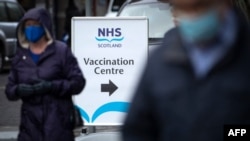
122,0,250,141
5,8,86,141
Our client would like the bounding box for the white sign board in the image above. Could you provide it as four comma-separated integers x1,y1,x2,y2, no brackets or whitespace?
72,17,148,125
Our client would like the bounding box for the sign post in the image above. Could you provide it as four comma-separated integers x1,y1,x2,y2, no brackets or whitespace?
72,17,148,125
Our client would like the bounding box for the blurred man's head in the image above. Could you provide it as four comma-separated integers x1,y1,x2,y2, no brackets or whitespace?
167,0,230,45
169,0,230,19
171,0,214,9
171,6,179,26
169,0,228,13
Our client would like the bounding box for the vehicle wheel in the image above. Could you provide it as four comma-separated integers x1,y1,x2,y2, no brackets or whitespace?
0,52,4,73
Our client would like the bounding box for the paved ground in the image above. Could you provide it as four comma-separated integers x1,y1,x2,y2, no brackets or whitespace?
0,71,21,128
0,70,20,141
0,70,121,141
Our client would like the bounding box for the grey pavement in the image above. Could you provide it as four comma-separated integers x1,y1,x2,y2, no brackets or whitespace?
75,132,121,141
0,70,20,141
0,71,121,141
0,70,21,128
0,126,121,141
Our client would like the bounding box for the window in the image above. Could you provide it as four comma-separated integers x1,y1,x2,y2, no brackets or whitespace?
111,0,126,12
0,2,8,22
6,2,24,22
119,3,174,38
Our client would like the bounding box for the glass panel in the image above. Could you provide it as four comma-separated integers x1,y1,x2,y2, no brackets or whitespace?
0,2,8,22
112,0,126,12
6,2,24,22
119,3,175,38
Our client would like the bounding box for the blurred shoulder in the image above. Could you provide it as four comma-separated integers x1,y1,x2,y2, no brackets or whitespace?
151,27,179,57
162,27,179,44
148,27,184,69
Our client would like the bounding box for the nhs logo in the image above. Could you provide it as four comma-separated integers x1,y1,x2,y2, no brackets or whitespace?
95,28,124,48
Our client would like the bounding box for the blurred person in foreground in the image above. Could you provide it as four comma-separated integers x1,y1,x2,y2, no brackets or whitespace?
122,0,250,141
5,8,85,141
171,5,179,26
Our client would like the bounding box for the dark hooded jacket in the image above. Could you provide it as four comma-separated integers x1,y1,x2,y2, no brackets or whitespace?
5,8,85,141
122,10,250,141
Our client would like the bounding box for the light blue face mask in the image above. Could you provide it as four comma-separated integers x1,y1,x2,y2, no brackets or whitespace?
25,25,45,43
179,9,220,43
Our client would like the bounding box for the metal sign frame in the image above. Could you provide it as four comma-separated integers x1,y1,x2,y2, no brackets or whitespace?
71,17,148,126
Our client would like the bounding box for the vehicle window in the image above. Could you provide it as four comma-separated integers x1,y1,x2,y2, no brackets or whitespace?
6,2,24,22
119,3,175,38
0,2,8,22
112,0,126,12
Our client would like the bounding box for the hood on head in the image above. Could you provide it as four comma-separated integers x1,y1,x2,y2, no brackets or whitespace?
17,8,54,49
